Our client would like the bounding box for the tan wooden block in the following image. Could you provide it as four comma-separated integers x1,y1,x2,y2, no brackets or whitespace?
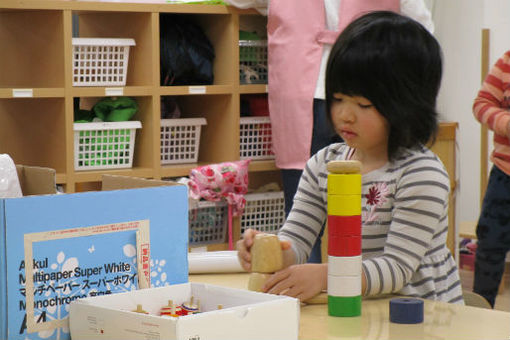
327,160,362,174
248,272,272,292
251,233,283,273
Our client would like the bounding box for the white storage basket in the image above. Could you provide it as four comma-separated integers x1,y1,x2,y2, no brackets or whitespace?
72,38,136,86
239,40,268,84
241,191,285,235
160,118,207,164
189,200,228,245
239,116,274,160
73,121,142,171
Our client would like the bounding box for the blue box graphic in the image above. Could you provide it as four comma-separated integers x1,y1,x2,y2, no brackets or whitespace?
0,185,189,340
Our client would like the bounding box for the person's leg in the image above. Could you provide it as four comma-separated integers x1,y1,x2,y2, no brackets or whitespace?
307,99,341,263
473,166,510,307
281,169,303,217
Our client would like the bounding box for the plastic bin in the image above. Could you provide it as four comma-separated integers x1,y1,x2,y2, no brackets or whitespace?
460,253,475,271
239,40,268,84
241,191,285,235
72,38,136,86
73,121,142,170
160,118,207,164
240,116,274,160
189,201,228,246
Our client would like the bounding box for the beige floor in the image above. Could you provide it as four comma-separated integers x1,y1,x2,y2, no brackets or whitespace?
459,265,510,312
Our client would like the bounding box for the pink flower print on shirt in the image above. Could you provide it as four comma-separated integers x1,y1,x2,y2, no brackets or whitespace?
364,182,389,222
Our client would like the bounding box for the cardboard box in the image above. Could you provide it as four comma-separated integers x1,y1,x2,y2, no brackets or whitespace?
15,165,57,196
0,172,189,340
70,282,300,340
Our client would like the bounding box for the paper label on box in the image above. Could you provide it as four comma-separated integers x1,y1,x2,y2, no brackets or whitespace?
17,220,150,339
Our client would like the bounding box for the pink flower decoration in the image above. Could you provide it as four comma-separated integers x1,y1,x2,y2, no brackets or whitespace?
188,160,251,216
364,182,389,222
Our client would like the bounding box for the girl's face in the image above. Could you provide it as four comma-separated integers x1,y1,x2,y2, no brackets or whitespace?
330,93,389,157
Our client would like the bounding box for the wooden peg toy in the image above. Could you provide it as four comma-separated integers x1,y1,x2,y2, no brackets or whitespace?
132,304,149,314
181,296,200,314
160,300,178,317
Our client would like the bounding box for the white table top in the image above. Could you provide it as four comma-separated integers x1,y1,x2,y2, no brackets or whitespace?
190,273,510,340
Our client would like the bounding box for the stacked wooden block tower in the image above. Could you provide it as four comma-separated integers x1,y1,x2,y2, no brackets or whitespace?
327,160,362,317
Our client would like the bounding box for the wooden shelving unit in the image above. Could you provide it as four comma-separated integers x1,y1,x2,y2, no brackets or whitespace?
428,122,458,257
0,1,272,250
0,1,272,185
0,1,458,252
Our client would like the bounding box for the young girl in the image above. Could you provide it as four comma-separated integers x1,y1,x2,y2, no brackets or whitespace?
472,50,510,308
237,11,464,304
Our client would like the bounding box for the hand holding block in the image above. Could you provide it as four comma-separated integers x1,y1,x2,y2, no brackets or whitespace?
248,272,272,292
251,233,283,273
327,160,361,174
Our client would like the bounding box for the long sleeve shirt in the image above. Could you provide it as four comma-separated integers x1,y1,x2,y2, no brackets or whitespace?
278,143,464,304
473,50,510,176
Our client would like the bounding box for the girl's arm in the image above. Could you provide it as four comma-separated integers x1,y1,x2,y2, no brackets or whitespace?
277,149,330,264
473,51,510,138
259,147,331,301
362,155,450,296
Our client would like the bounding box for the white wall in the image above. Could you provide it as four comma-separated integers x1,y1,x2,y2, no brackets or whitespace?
431,0,510,225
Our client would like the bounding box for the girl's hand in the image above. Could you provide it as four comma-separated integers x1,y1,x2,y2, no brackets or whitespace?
262,263,328,302
236,229,260,271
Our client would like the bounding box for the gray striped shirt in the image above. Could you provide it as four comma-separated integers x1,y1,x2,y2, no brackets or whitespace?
278,143,464,304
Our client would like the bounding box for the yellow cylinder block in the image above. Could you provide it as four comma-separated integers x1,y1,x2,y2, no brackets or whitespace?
327,174,362,195
327,194,362,216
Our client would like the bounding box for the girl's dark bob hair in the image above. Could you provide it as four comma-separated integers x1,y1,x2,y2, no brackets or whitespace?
325,11,442,161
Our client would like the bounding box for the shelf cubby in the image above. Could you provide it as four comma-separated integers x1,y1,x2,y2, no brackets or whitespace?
0,98,67,173
159,13,234,87
0,9,65,89
74,11,154,87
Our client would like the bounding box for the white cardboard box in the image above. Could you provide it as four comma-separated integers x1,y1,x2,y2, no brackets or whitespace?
70,282,300,340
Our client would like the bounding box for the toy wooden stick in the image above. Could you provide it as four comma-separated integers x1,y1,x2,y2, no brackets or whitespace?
167,300,176,315
132,304,148,314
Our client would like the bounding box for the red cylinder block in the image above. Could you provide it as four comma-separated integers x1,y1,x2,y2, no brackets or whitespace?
328,215,361,237
328,235,362,257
